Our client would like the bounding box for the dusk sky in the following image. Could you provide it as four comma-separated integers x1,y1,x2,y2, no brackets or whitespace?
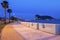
0,0,60,20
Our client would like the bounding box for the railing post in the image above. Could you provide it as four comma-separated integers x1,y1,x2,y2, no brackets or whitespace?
37,22,39,30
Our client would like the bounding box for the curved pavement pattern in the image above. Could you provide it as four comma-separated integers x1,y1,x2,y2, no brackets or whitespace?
1,23,60,40
1,24,24,40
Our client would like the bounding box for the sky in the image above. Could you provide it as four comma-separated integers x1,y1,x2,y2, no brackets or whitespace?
0,0,60,20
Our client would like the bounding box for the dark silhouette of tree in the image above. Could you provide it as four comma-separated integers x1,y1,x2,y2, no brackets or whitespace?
10,16,25,22
7,9,12,23
35,14,40,20
1,1,9,24
10,16,18,21
0,17,2,21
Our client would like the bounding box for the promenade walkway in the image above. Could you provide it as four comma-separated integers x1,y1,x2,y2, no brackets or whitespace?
1,23,60,40
1,24,24,40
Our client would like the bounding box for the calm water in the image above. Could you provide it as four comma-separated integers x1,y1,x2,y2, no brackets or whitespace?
25,19,60,24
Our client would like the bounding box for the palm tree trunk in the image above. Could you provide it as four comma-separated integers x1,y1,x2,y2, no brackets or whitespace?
4,8,6,24
9,13,10,23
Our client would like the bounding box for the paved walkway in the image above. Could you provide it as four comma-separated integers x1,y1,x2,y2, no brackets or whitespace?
1,23,60,40
1,24,24,40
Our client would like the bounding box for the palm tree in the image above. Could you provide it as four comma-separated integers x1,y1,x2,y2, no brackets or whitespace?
1,1,9,24
7,9,12,23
